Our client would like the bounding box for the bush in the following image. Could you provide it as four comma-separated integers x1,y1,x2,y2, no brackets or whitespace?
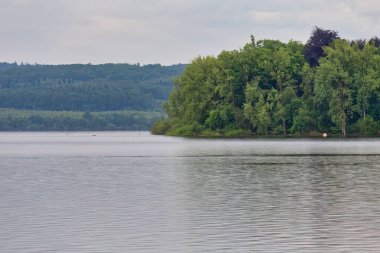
356,116,380,135
151,119,171,135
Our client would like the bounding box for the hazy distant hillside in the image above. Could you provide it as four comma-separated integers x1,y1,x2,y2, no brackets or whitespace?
0,62,18,71
0,63,186,111
0,62,186,131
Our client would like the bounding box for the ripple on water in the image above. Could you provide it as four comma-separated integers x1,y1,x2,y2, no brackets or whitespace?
1,133,380,252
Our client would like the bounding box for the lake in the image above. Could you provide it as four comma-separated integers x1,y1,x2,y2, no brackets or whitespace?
1,132,380,252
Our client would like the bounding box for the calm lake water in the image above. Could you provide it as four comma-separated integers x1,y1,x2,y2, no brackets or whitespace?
1,132,380,252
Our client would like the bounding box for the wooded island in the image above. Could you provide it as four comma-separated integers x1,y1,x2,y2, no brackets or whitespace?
152,27,380,137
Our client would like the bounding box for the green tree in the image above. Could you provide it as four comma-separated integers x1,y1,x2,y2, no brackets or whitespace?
354,43,380,118
315,40,355,136
243,79,264,132
274,87,300,135
166,56,223,131
257,97,270,135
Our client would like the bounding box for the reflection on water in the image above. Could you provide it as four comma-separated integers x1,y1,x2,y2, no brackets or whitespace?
1,132,380,252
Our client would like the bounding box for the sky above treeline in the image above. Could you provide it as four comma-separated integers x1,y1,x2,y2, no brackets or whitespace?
0,0,379,65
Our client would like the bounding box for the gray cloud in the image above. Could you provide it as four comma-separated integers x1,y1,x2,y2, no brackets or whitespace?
0,0,379,65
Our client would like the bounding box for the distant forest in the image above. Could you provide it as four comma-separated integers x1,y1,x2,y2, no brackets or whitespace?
0,63,186,130
153,27,380,137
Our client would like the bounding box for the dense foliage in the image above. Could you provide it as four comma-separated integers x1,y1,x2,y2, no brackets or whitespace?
0,63,186,111
154,28,380,137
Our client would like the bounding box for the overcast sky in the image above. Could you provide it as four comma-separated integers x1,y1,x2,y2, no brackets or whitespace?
0,0,379,65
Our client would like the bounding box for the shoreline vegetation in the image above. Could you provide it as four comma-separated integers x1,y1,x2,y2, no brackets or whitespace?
152,27,380,138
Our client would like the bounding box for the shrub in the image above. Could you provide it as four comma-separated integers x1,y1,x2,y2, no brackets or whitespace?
356,116,380,135
151,119,171,135
167,122,204,136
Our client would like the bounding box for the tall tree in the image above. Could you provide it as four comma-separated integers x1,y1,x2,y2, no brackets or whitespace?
354,43,380,118
243,79,263,132
168,56,222,126
315,40,355,137
274,86,300,135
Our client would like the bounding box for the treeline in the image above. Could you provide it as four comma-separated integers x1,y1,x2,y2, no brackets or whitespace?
0,109,162,131
0,63,186,111
153,27,380,137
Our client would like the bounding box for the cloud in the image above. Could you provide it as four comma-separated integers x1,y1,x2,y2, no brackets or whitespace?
0,0,379,65
245,0,380,41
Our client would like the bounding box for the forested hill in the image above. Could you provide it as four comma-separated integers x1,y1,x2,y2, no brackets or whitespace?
0,63,186,111
153,28,380,137
0,63,186,131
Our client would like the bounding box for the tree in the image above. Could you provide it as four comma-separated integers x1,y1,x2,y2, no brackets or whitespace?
257,97,270,135
217,50,244,127
243,79,264,132
315,40,355,136
369,37,380,48
291,106,315,134
205,105,234,130
353,43,380,118
303,27,339,67
274,86,300,135
166,56,223,129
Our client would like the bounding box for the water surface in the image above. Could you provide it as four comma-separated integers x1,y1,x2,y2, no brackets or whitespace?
1,132,380,252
